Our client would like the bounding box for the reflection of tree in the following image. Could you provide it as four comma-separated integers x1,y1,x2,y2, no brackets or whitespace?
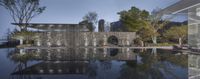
118,54,163,79
8,49,38,63
87,60,98,79
118,49,187,79
7,49,40,79
118,60,157,79
158,51,188,68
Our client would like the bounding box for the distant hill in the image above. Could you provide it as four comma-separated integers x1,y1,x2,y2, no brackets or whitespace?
159,20,188,34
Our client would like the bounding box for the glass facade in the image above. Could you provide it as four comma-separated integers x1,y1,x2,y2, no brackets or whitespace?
188,4,200,48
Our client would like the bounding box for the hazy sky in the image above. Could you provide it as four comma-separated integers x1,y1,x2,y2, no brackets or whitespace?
0,0,186,37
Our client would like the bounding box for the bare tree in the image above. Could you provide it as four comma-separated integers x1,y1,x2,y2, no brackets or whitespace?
0,0,45,31
105,22,110,32
146,8,172,44
83,12,98,32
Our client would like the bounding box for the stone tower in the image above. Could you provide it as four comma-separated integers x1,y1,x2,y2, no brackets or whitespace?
98,19,105,32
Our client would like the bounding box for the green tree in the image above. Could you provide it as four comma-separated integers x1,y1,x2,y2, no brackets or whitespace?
0,0,45,31
136,27,154,46
164,25,187,46
79,20,93,31
83,12,98,32
118,6,149,32
11,31,35,45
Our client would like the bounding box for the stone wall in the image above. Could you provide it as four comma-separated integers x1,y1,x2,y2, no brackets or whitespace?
33,32,136,47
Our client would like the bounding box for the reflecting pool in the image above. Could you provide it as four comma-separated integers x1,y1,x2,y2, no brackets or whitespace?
0,48,188,79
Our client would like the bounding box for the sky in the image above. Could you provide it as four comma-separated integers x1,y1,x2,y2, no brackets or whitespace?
0,0,187,37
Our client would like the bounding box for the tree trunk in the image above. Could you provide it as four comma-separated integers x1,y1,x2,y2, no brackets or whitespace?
152,36,157,44
151,48,157,55
179,38,182,46
20,39,23,45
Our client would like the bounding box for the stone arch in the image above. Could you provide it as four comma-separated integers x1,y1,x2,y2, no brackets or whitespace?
107,35,119,45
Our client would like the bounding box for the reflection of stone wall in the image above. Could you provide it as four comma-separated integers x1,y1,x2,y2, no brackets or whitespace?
20,48,136,61
33,32,136,47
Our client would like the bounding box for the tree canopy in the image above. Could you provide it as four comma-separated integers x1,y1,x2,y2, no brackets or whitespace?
83,12,98,32
118,6,149,32
164,25,187,45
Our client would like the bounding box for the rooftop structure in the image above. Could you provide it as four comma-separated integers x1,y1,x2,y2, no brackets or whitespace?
12,23,89,31
160,0,200,14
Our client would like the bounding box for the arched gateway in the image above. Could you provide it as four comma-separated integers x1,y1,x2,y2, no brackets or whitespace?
12,23,136,47
107,35,118,45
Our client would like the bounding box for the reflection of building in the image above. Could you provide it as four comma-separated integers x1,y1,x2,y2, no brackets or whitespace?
15,48,136,61
9,48,188,79
10,48,136,79
12,61,89,75
160,0,200,48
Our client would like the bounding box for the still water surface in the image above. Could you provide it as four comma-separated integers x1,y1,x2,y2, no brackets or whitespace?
0,48,188,79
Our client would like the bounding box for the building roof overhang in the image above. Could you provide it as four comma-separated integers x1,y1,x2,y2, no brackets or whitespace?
160,0,200,15
12,23,82,30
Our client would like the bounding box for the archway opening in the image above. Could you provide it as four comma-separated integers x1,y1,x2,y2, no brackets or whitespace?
107,35,118,45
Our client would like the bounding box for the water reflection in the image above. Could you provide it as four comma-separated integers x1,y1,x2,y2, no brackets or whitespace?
6,48,188,79
189,53,200,79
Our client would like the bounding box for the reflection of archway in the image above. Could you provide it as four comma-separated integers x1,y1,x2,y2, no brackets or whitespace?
109,48,119,56
107,36,118,45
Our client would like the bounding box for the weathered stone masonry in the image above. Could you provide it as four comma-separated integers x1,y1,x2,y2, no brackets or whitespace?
33,32,136,47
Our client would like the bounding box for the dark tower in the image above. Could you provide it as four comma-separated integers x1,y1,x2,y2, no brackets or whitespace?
98,19,105,32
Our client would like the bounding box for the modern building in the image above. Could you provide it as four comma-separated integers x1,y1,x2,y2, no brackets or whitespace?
12,22,136,47
160,0,200,49
161,0,200,79
110,21,127,32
